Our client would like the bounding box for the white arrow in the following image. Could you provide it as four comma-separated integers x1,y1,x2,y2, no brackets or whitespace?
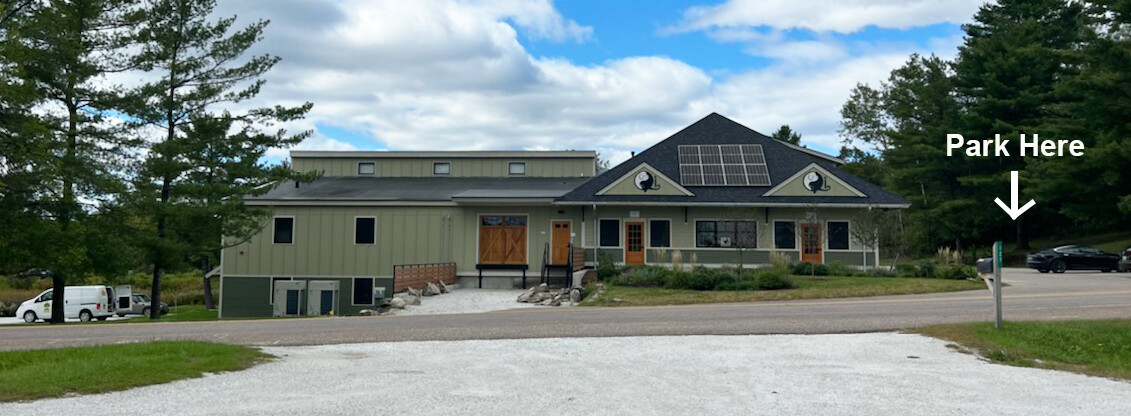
994,170,1036,220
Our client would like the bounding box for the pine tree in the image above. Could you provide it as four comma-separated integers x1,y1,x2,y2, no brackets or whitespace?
770,125,802,145
126,0,312,317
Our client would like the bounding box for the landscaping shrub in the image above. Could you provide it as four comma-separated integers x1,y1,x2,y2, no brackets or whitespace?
754,270,794,290
714,269,794,291
791,262,829,276
665,266,735,290
767,251,793,272
609,265,670,287
937,264,977,280
894,263,918,278
596,252,619,281
916,260,938,278
826,261,857,277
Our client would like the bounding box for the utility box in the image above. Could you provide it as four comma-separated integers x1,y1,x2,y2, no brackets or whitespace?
373,287,386,302
306,280,340,316
273,280,307,317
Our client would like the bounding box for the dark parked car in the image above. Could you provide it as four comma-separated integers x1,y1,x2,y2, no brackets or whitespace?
1120,247,1131,272
1027,245,1120,273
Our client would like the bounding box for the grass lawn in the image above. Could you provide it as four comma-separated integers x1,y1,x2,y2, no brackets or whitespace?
582,276,985,307
915,319,1131,380
0,341,270,402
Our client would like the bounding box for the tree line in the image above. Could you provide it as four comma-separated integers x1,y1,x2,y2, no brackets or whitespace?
837,0,1131,255
0,0,312,322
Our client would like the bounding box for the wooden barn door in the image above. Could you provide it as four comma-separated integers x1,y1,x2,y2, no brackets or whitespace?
479,215,528,264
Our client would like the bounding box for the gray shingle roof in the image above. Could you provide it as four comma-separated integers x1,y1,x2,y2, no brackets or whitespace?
556,113,910,207
247,177,590,203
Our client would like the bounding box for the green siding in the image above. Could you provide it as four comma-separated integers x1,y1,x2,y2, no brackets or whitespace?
220,276,394,318
824,251,876,267
293,157,594,178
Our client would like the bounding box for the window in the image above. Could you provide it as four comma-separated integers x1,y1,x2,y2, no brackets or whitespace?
433,162,450,175
774,221,796,249
355,217,375,245
508,162,526,175
269,277,291,304
273,217,294,244
828,221,849,250
649,220,670,248
696,220,757,248
358,162,375,175
599,219,620,247
353,278,374,305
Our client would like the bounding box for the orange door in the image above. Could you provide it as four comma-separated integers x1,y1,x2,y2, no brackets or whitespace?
551,221,571,265
625,221,645,265
479,216,527,264
801,222,822,263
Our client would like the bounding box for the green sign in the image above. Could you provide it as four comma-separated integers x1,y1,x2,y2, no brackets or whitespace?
996,241,1003,268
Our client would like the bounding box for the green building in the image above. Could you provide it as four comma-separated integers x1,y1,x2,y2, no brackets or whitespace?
219,114,909,318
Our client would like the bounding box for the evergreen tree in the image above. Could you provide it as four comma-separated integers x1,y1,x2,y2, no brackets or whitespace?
126,0,312,317
770,125,802,145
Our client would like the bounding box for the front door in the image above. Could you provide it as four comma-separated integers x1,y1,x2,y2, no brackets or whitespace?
625,221,645,265
551,221,571,265
801,222,822,263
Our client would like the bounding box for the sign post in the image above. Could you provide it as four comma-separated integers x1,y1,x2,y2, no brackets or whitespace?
993,240,1003,329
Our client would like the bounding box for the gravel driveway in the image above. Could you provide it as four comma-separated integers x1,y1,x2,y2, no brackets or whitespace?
2,333,1127,415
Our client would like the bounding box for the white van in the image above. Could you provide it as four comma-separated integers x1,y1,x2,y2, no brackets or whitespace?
16,285,118,323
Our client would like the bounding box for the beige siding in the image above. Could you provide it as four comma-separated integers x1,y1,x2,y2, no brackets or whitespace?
293,157,594,178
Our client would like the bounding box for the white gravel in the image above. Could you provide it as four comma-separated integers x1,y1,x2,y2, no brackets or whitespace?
3,333,1129,415
389,288,547,316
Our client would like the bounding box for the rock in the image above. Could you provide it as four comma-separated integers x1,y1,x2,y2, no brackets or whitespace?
389,298,407,309
612,298,622,303
407,288,422,298
550,298,561,307
439,281,450,294
538,298,553,306
569,288,582,303
517,289,535,303
357,309,376,316
533,283,549,293
402,294,420,306
423,282,441,296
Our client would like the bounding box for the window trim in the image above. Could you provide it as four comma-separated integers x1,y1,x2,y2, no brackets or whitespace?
648,218,672,248
826,220,851,251
269,277,293,305
351,277,376,306
694,219,758,249
357,162,375,175
773,220,797,250
433,161,451,176
272,216,295,245
354,216,376,245
508,161,526,176
598,218,622,248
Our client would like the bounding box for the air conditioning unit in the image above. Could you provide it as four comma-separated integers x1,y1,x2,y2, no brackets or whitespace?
373,287,386,301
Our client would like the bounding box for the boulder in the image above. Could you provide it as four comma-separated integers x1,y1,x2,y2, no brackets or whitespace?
533,283,549,293
439,281,450,294
357,309,376,316
402,294,420,306
550,298,561,307
569,288,582,303
407,287,422,298
423,282,441,296
389,297,407,309
517,288,535,303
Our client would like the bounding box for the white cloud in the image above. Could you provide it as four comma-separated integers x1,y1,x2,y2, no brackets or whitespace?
200,0,966,166
670,0,986,34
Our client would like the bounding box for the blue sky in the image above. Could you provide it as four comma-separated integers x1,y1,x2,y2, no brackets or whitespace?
214,0,985,165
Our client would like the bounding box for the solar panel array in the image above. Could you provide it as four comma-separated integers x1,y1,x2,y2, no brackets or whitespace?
678,144,771,186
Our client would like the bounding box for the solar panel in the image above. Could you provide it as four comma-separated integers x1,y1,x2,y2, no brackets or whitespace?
678,144,771,186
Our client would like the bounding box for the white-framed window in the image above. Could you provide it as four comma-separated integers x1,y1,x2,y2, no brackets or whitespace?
508,161,526,175
273,217,294,244
695,220,757,248
355,217,376,245
433,162,451,175
827,221,850,250
649,219,671,248
599,219,620,247
269,277,292,305
774,221,796,249
352,277,375,305
358,162,375,175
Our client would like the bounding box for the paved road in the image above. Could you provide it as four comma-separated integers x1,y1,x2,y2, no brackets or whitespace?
3,268,1130,351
